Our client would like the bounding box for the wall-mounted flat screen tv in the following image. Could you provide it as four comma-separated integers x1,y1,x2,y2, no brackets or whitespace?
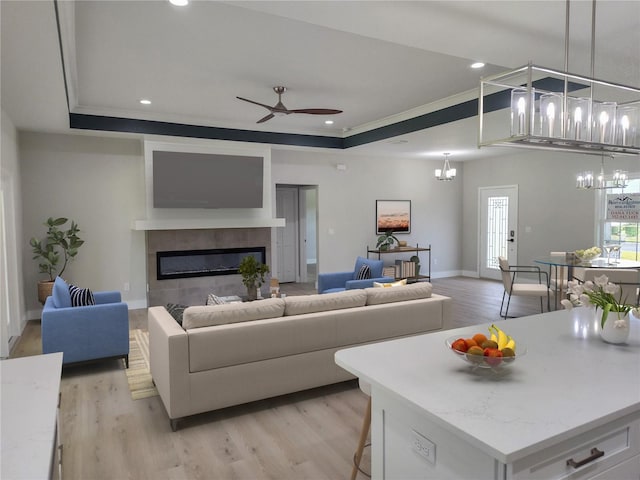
153,151,264,208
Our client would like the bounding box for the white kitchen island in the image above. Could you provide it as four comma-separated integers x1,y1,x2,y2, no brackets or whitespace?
335,310,640,479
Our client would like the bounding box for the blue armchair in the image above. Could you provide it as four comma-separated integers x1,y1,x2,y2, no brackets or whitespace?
41,277,129,367
317,256,394,293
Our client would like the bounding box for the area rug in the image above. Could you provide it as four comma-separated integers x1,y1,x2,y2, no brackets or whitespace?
125,329,158,400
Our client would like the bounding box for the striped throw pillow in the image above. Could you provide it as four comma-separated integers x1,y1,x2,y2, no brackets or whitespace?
355,264,371,280
206,293,228,306
69,284,95,307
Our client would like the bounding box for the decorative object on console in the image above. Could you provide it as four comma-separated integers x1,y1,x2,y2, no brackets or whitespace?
376,200,410,234
30,217,84,304
375,230,399,251
434,152,456,181
238,255,270,301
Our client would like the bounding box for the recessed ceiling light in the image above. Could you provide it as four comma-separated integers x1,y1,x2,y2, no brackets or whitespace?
325,120,334,125
140,99,151,105
471,62,485,69
169,0,189,6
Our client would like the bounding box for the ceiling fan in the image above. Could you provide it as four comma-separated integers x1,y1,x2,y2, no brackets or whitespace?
236,86,342,124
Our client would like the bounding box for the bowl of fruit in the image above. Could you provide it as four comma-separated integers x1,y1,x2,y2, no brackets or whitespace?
574,246,601,263
446,324,526,371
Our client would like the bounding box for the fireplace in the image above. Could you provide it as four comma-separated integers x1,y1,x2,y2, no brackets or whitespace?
156,247,266,280
146,227,272,307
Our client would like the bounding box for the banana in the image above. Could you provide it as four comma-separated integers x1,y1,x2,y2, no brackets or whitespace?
504,336,516,352
491,324,508,350
488,325,498,343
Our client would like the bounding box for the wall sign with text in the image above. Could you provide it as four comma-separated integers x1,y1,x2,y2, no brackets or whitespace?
607,193,640,221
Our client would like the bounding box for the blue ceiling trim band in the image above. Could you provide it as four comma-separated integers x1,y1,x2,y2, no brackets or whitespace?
69,114,344,149
69,78,586,150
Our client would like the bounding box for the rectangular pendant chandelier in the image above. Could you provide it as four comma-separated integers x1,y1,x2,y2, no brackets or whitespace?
478,63,640,156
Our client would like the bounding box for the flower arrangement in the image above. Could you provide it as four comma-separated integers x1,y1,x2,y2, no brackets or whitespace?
573,246,601,262
561,274,639,328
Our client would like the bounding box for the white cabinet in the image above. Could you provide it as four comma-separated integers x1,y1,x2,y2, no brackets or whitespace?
1,353,63,480
376,385,640,480
335,310,640,480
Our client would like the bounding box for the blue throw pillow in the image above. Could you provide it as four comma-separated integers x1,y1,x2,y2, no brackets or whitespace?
52,276,72,308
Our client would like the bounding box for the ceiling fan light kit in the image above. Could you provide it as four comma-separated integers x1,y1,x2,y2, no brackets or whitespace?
478,0,640,156
237,86,342,124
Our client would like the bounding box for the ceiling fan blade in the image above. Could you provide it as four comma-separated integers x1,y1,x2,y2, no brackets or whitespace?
236,96,275,112
289,108,343,115
256,113,275,124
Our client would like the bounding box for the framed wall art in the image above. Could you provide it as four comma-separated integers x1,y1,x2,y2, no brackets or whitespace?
376,200,411,234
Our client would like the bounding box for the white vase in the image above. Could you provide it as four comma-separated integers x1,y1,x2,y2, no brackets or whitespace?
599,313,630,344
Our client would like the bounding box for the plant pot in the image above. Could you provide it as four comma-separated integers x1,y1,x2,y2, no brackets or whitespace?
246,285,258,302
599,313,630,344
37,280,55,305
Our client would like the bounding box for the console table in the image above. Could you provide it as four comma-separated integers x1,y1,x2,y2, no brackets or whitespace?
367,244,431,282
1,352,63,479
336,310,640,479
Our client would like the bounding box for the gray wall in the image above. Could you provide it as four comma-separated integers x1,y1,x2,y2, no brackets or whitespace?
271,149,463,276
19,132,147,316
461,149,640,274
15,129,639,322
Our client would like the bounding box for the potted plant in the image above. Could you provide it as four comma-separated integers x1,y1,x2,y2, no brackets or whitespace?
410,255,421,277
238,255,270,301
376,230,399,251
30,217,84,304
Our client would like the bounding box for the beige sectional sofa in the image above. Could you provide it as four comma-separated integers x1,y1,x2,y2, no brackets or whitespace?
148,282,451,430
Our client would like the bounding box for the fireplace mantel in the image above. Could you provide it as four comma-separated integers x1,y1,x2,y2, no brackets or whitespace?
132,217,285,231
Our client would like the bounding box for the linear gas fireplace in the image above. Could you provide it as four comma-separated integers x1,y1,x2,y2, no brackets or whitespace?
157,247,266,280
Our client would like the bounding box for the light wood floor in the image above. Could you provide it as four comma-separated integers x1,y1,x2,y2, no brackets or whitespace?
10,276,550,480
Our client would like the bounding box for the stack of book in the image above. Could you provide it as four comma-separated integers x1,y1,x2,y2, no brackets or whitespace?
394,260,417,278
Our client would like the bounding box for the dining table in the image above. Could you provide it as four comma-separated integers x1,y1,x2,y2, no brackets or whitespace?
534,255,640,308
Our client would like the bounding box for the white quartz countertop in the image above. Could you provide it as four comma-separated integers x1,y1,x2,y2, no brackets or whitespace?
1,352,63,479
335,310,640,463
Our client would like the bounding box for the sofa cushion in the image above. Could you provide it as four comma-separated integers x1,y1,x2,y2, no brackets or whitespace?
52,276,72,308
69,284,96,307
365,282,432,305
182,298,285,329
283,289,367,316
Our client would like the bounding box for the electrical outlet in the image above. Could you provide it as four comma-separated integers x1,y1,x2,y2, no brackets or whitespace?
124,282,130,292
412,430,436,465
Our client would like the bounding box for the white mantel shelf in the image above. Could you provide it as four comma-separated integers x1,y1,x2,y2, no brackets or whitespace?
132,218,285,231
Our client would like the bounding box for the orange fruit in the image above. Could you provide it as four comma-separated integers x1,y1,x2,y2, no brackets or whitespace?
473,333,488,346
463,338,478,349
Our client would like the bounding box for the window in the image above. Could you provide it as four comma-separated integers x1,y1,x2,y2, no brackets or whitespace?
596,175,640,261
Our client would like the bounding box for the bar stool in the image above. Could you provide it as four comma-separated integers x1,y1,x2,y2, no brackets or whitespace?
351,381,371,480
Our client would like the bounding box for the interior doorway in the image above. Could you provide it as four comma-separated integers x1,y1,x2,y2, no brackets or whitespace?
479,185,519,280
275,185,318,287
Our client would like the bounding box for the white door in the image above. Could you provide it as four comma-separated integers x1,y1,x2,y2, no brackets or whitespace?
276,187,298,283
479,185,518,280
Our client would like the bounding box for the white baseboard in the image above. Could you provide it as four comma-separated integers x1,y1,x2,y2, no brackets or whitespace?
462,270,480,278
430,270,462,279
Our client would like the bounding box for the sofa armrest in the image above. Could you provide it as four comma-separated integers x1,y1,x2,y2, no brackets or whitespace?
431,293,453,331
345,276,395,290
317,271,354,293
148,306,190,420
94,290,122,304
41,298,129,362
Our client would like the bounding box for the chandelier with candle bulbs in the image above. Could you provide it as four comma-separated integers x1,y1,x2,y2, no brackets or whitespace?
478,0,640,156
